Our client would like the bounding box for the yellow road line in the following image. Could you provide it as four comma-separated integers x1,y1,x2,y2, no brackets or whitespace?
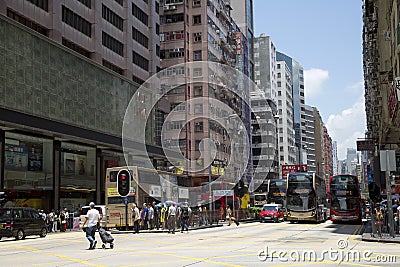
148,251,246,267
13,245,107,267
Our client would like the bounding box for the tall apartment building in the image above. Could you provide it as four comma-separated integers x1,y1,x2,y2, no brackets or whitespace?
323,126,333,184
303,105,316,172
346,148,358,175
276,52,305,165
313,107,326,179
0,0,160,83
159,0,250,187
230,0,254,80
254,34,277,100
276,60,295,173
250,90,279,186
252,34,278,185
332,141,338,175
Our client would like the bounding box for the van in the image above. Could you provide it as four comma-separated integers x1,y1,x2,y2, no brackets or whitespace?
0,207,47,240
79,205,107,229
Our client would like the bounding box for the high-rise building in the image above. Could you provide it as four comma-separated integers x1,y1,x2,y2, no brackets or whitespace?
276,52,305,165
230,0,254,80
276,60,295,172
332,141,338,175
0,0,161,83
254,34,277,100
251,34,278,185
313,107,325,178
303,105,316,172
159,0,250,188
346,148,358,175
323,126,333,183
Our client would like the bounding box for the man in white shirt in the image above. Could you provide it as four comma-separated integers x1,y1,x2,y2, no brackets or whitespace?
132,203,140,234
81,202,101,250
167,203,177,234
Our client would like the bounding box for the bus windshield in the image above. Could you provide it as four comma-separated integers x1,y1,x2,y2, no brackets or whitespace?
287,174,315,211
330,175,359,212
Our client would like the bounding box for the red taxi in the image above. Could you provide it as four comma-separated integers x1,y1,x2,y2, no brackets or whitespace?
259,204,285,223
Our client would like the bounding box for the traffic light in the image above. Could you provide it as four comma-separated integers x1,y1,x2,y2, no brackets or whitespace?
117,169,131,197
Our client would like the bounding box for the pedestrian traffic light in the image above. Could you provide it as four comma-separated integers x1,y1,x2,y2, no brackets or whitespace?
117,169,131,197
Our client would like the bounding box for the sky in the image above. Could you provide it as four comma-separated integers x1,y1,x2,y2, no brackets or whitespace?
253,0,366,160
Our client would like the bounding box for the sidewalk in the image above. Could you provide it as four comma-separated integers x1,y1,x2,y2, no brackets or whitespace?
361,219,400,243
110,218,258,234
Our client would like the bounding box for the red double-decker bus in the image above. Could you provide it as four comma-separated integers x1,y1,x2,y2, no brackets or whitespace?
329,174,362,223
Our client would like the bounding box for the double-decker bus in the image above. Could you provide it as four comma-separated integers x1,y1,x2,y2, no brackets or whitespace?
286,172,327,223
105,166,191,229
329,174,362,223
253,182,268,207
267,179,286,206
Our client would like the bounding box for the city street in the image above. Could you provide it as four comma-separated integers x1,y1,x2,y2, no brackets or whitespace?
0,221,398,267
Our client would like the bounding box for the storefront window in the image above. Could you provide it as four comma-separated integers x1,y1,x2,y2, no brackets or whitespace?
4,132,53,190
60,143,96,210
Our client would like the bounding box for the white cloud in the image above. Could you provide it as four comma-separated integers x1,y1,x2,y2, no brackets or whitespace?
304,68,329,98
347,80,364,91
326,94,366,160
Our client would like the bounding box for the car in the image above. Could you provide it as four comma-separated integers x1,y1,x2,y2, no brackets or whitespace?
259,204,285,223
0,207,47,240
79,205,106,230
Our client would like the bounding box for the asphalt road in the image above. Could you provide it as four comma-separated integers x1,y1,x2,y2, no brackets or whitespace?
0,221,398,267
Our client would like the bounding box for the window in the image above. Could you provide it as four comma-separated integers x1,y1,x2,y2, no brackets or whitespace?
193,50,202,61
155,1,160,14
193,0,201,7
161,13,184,24
194,85,203,96
193,67,202,76
132,3,148,26
156,23,160,35
102,59,124,75
26,0,48,11
132,51,149,71
62,38,91,58
195,122,203,132
102,32,123,56
7,9,48,36
277,81,281,87
62,6,92,37
132,27,149,48
160,48,185,59
156,45,160,57
193,15,201,24
278,91,281,96
102,4,124,31
277,64,281,69
114,0,123,5
277,73,281,78
77,0,91,8
194,104,203,113
193,32,202,42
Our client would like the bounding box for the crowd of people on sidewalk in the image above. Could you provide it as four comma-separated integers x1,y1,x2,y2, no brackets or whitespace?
38,208,77,233
130,202,239,234
372,199,400,237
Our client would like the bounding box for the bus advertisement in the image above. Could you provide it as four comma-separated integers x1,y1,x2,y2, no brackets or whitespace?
329,174,362,223
286,172,327,223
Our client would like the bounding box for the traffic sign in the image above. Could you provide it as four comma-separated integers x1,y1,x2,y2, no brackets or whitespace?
213,190,234,197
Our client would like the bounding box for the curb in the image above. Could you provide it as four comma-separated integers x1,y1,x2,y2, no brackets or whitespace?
361,233,400,243
110,224,223,234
